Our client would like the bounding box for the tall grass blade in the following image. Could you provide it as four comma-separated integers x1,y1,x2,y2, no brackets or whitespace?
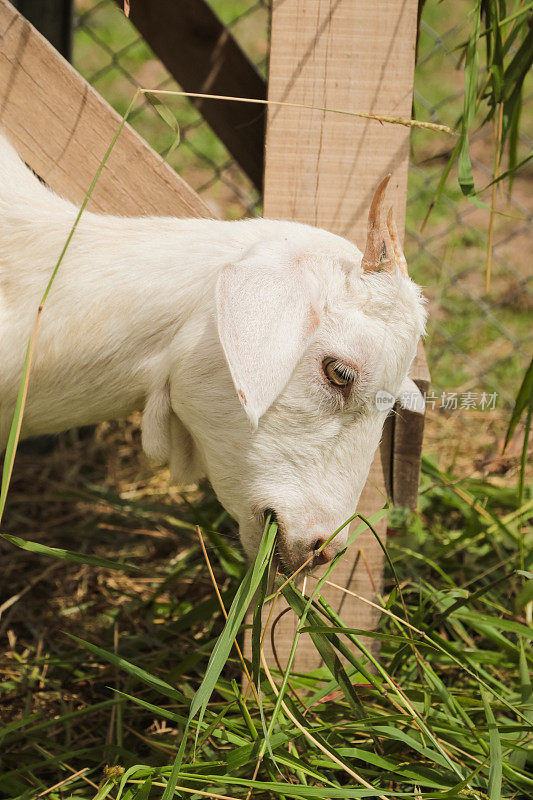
504,355,533,449
458,1,480,196
0,533,143,572
188,519,277,731
67,634,188,704
481,690,503,800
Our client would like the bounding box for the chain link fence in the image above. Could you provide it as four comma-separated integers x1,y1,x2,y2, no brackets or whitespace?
408,8,532,415
74,0,267,217
73,0,532,455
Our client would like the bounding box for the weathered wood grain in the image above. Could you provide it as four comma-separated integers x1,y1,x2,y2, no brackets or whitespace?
0,0,212,217
393,342,431,509
261,0,420,671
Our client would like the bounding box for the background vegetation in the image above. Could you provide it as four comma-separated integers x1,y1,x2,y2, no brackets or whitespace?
0,1,531,799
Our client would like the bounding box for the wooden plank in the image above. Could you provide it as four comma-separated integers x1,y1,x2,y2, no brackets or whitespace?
380,412,394,500
0,0,212,218
392,342,430,509
115,0,267,192
261,0,420,672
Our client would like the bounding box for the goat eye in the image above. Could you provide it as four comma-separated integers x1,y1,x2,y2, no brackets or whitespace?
322,358,354,389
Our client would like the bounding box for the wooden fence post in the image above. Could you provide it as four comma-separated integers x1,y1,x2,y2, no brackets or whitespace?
261,0,420,671
12,0,72,60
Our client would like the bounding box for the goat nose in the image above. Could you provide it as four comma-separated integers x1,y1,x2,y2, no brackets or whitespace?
313,538,335,565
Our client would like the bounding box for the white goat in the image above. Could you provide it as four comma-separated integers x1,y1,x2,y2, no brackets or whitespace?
0,135,426,572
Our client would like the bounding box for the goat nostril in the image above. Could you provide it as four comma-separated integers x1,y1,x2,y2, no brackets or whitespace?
313,538,333,565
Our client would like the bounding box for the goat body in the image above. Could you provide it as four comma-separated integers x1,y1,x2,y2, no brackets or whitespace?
0,136,426,571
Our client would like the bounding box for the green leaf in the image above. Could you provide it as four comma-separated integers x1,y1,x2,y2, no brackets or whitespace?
116,767,155,800
188,519,277,730
297,626,429,646
506,87,523,194
252,517,276,689
486,0,504,104
161,734,188,800
145,92,181,156
478,150,533,193
0,337,33,522
0,532,143,572
501,25,533,177
504,356,533,449
111,689,187,726
282,583,365,718
481,690,502,800
163,772,392,798
131,777,151,800
510,639,533,771
67,634,188,703
458,1,481,196
421,138,461,230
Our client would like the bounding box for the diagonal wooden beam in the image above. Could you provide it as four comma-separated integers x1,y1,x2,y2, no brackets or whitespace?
0,0,212,218
115,0,267,192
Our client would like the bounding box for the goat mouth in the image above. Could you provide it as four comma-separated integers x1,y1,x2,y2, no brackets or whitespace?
261,509,289,574
276,545,315,580
259,510,316,579
262,508,279,531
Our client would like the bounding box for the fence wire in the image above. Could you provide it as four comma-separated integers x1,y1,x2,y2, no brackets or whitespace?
73,0,532,421
74,0,267,217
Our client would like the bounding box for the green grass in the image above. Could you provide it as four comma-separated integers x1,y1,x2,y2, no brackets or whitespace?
0,2,531,798
1,456,531,799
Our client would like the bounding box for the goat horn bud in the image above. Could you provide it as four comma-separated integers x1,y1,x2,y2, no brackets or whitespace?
361,175,408,278
386,206,409,278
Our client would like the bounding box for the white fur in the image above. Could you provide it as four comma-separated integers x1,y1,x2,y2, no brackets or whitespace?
0,135,426,571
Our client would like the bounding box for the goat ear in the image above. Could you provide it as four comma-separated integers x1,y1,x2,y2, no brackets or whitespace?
398,376,426,415
216,255,320,427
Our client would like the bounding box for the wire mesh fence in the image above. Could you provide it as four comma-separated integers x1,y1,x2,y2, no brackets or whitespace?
407,7,532,416
73,0,532,438
74,0,266,217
